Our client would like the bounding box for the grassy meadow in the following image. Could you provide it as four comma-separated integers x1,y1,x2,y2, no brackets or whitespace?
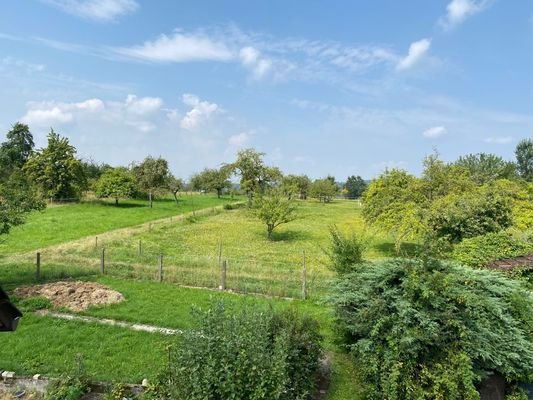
0,194,236,255
0,197,384,399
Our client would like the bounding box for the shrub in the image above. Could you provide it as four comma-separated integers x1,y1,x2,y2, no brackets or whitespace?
159,300,322,400
325,225,366,274
451,230,533,268
330,258,533,400
45,375,89,400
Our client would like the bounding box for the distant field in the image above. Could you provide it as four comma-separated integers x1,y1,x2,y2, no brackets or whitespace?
0,194,236,254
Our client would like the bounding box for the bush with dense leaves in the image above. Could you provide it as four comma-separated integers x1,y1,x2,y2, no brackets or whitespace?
325,225,366,274
330,258,533,400
159,300,322,400
452,230,533,268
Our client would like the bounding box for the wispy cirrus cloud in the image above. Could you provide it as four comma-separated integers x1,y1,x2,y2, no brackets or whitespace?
484,136,513,144
116,31,233,63
41,0,139,23
439,0,493,30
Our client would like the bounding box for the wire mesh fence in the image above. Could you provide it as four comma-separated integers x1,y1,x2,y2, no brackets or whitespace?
7,242,334,300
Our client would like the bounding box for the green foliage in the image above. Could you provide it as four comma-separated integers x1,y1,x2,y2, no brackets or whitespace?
281,174,311,200
24,129,85,200
95,168,137,205
16,296,52,312
427,186,513,244
190,167,231,198
0,122,34,179
326,225,365,274
160,300,322,400
131,156,172,196
255,189,296,239
344,175,367,199
0,169,44,236
451,230,533,268
230,148,282,206
330,258,533,400
454,153,517,184
45,375,90,400
515,138,533,182
310,177,338,202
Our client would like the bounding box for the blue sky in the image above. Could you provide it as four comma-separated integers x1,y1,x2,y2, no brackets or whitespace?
0,0,532,180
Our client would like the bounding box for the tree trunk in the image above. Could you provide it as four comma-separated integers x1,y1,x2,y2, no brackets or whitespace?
173,191,179,204
217,189,221,199
115,198,119,206
267,225,274,239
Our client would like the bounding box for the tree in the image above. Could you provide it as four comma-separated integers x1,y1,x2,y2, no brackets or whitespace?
190,167,231,198
454,152,516,184
0,169,44,236
166,175,184,204
131,156,171,196
0,122,34,181
281,174,311,200
344,175,367,199
80,159,112,191
515,138,533,182
310,177,337,203
255,190,296,239
95,168,137,205
330,258,533,399
230,148,282,207
23,129,85,200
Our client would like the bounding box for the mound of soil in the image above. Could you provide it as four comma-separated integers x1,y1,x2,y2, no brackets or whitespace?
15,281,124,311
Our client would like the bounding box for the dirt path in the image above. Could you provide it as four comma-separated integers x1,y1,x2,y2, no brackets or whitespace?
35,310,182,335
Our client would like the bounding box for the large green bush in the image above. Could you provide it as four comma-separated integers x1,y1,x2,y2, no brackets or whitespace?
330,258,533,400
325,225,366,274
452,230,533,268
159,300,322,400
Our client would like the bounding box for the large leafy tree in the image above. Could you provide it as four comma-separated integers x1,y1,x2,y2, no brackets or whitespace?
515,138,533,182
344,175,367,199
309,177,337,203
190,167,231,198
131,156,171,196
95,168,137,205
0,169,44,236
24,129,85,200
330,258,533,399
0,122,34,180
454,153,516,184
230,148,282,207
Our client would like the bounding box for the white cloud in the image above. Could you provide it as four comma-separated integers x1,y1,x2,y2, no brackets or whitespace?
42,0,139,22
484,136,513,144
116,32,233,63
423,126,448,138
1,57,45,73
228,131,250,147
21,98,104,126
124,94,163,115
397,38,431,71
440,0,492,29
180,94,219,130
239,46,274,80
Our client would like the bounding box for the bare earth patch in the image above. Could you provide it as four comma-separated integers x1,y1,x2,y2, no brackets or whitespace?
14,281,124,311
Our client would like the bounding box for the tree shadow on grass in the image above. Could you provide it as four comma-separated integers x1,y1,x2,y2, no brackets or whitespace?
269,229,314,242
373,242,422,258
96,201,147,209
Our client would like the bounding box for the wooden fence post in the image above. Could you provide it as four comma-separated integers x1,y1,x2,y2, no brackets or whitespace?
101,248,105,274
302,250,308,300
95,236,98,249
159,254,163,283
36,252,41,281
138,240,142,256
220,260,227,290
218,241,222,268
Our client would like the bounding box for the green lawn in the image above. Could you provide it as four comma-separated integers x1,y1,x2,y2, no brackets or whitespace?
0,194,237,255
4,277,362,399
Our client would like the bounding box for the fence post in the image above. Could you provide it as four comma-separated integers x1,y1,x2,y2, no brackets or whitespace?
159,254,163,283
220,260,227,290
95,236,98,249
218,241,222,268
302,250,308,300
138,240,142,256
101,248,105,274
36,252,41,281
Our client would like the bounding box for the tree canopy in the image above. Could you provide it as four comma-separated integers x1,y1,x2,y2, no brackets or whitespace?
131,156,171,195
344,175,367,199
24,129,85,200
95,168,137,205
255,189,296,239
0,122,34,179
515,138,533,182
190,167,231,198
